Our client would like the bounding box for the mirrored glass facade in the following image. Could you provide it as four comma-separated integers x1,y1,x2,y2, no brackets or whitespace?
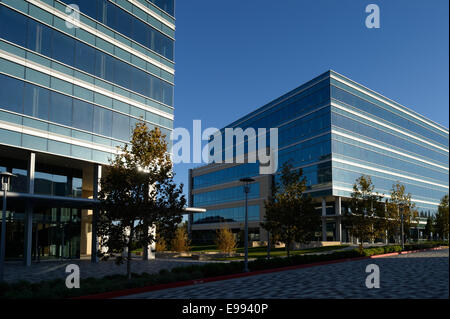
0,0,175,261
189,70,449,243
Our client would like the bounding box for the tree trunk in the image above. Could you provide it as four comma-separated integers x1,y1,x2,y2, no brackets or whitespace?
286,240,291,257
127,227,134,280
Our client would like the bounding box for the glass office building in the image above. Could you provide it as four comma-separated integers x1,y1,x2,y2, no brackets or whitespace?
189,70,449,244
0,0,175,263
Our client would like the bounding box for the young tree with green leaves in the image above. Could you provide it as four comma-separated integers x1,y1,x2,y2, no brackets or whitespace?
97,122,186,279
261,161,320,257
435,194,449,240
347,175,385,252
386,183,419,244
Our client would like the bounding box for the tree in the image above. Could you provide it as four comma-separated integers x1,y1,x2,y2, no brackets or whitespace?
424,216,434,240
386,183,419,244
215,225,237,255
261,161,320,257
435,194,449,240
347,175,385,252
155,234,167,252
171,226,190,252
97,121,186,279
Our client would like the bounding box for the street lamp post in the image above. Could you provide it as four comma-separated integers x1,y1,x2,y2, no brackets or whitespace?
239,177,255,273
400,206,404,250
0,172,16,282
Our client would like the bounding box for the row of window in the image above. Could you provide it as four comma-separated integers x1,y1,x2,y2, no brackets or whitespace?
1,165,82,197
193,163,260,189
332,165,447,204
277,107,330,148
0,127,113,163
193,183,260,207
0,6,174,106
332,140,448,184
229,81,330,133
60,0,174,60
331,83,449,148
193,205,260,225
274,162,332,189
0,74,171,142
148,0,174,16
331,110,449,165
278,135,332,171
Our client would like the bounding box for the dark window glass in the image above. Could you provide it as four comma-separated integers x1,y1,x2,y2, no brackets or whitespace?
95,50,115,83
50,91,73,126
110,2,132,37
0,74,24,113
27,20,52,57
112,111,130,140
72,99,93,131
93,106,112,136
151,77,162,102
161,80,173,106
74,41,96,75
132,68,150,97
0,6,28,47
72,0,99,21
52,31,75,67
113,58,131,89
132,18,150,48
23,83,50,120
150,0,174,16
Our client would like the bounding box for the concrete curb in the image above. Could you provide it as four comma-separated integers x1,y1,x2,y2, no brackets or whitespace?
73,246,448,299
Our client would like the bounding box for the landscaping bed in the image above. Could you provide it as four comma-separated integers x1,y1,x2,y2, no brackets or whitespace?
0,241,447,299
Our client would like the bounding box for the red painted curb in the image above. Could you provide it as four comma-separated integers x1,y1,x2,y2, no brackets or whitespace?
72,246,447,299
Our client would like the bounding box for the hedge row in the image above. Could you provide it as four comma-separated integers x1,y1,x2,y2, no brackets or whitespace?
0,241,447,299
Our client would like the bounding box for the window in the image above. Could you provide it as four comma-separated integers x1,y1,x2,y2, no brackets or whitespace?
27,20,52,57
52,31,75,67
112,57,131,89
0,7,28,47
50,91,73,126
72,99,93,131
95,50,115,83
112,111,130,140
23,82,49,120
93,106,112,136
161,81,173,106
74,41,96,75
0,74,24,113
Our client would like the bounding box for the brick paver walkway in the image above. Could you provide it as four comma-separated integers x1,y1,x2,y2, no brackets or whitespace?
121,249,449,299
3,258,209,283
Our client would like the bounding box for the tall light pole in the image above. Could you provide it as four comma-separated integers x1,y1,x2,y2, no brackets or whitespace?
400,206,405,250
239,177,255,273
1,172,16,281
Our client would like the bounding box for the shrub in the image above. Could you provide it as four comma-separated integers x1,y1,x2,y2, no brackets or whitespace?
215,226,237,255
170,227,190,252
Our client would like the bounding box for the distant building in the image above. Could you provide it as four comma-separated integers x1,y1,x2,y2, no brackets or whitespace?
188,70,449,244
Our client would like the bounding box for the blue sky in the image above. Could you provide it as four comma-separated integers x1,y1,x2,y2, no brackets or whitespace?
171,0,449,198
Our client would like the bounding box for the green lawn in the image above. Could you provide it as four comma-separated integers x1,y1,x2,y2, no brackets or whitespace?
205,245,349,261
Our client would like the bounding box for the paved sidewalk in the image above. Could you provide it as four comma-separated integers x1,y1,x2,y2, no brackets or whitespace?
121,248,449,299
3,258,208,283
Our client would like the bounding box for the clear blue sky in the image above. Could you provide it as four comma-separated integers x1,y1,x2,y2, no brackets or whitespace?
171,0,449,200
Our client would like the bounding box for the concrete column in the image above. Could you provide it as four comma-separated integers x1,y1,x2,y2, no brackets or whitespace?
335,197,342,243
143,226,155,260
24,152,35,266
321,198,327,242
91,164,101,263
187,169,193,240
